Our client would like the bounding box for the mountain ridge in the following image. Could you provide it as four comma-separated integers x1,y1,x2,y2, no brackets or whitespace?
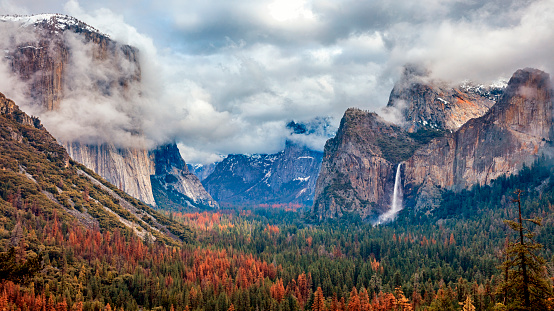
201,141,323,208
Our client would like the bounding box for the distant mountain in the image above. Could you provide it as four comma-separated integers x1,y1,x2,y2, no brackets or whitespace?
313,68,553,221
201,141,323,208
1,14,216,209
0,91,190,244
187,163,218,181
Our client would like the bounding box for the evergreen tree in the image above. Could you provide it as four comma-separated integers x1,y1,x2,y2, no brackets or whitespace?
0,247,42,284
312,287,325,311
498,190,552,310
459,296,475,311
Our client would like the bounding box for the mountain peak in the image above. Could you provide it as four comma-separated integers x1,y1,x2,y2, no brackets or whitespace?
488,67,552,138
0,14,107,37
504,68,550,99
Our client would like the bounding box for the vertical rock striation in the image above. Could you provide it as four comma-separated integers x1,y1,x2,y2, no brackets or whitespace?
65,142,156,205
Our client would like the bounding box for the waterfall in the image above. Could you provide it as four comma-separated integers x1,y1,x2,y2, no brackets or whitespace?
379,162,403,223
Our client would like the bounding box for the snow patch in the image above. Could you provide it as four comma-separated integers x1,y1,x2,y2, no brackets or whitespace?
437,97,449,105
19,46,43,50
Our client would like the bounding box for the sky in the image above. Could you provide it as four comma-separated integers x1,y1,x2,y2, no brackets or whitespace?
1,0,554,164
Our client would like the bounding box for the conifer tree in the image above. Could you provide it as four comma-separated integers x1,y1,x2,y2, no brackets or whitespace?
347,287,360,311
312,287,326,311
459,296,475,311
498,190,552,310
358,288,370,311
394,287,412,311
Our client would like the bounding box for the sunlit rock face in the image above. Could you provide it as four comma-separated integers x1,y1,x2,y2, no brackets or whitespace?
385,64,502,132
313,68,553,220
312,109,399,221
2,14,215,208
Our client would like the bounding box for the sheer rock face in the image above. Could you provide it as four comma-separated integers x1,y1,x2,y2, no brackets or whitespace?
64,142,156,205
3,14,214,208
313,68,553,219
386,66,500,132
4,14,140,112
202,141,323,207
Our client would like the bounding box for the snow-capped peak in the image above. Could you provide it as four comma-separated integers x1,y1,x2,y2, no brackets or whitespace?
0,14,108,37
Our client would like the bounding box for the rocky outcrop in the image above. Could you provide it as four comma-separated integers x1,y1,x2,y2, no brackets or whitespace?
202,141,323,207
385,65,501,132
313,68,553,220
0,92,43,129
151,143,217,208
2,14,211,208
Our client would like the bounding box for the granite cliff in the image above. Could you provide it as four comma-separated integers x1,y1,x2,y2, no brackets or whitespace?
1,14,215,208
404,68,553,209
65,142,156,204
313,68,552,220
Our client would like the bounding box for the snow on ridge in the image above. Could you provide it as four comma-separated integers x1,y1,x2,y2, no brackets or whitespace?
19,46,43,50
0,14,108,37
437,97,449,105
490,80,508,89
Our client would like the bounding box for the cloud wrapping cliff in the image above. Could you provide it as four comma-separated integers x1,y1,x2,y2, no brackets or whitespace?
1,0,553,164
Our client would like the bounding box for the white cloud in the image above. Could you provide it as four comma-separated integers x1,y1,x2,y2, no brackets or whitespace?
1,0,554,164
387,0,554,83
268,0,315,22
